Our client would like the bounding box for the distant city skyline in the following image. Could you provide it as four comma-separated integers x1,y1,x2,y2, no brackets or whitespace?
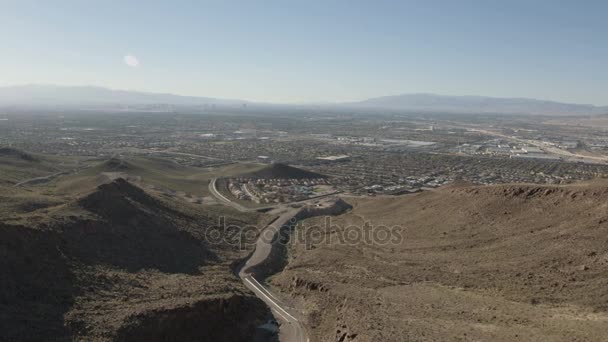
1,1,607,105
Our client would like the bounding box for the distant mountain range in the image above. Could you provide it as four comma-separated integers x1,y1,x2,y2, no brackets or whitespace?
1,84,606,115
346,93,608,116
0,84,246,108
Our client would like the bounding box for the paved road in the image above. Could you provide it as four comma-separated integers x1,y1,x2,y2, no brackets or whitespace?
209,177,343,341
209,178,281,213
239,208,310,342
243,275,308,342
209,178,248,211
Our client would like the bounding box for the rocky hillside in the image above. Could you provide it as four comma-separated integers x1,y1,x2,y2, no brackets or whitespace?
0,178,269,341
273,181,608,341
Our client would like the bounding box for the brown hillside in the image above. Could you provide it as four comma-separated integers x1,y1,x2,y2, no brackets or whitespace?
77,178,181,222
0,178,269,341
274,181,608,342
65,179,214,274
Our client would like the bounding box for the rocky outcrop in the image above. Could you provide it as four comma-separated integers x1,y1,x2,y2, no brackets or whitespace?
288,276,329,293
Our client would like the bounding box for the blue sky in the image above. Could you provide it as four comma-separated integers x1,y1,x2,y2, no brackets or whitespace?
1,0,607,104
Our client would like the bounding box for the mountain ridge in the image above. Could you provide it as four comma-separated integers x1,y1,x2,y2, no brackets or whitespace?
0,84,247,107
347,92,608,115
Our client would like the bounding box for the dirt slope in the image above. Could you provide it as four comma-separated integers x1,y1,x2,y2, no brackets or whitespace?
273,181,608,341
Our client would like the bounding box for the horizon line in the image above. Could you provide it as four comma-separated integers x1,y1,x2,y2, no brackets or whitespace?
0,83,605,107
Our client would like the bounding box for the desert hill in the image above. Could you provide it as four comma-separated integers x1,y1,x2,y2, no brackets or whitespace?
65,178,214,274
96,157,140,172
77,178,175,221
0,176,269,341
0,147,61,184
0,147,38,162
241,163,327,179
273,181,608,341
50,156,266,199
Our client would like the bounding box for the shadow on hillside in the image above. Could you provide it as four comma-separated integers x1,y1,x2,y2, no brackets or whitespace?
61,219,218,275
115,294,271,342
0,224,75,341
64,178,218,274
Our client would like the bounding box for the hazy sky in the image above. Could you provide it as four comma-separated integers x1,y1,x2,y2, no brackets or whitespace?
1,0,607,104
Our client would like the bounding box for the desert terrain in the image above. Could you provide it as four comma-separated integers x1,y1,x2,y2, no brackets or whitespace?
272,181,608,341
0,149,272,341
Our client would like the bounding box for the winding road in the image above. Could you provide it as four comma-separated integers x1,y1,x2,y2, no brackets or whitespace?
209,177,342,341
239,208,310,342
208,177,250,212
211,178,309,340
208,178,277,212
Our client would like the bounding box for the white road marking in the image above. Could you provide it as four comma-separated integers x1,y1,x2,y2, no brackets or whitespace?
245,277,298,321
210,178,232,203
249,276,284,304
